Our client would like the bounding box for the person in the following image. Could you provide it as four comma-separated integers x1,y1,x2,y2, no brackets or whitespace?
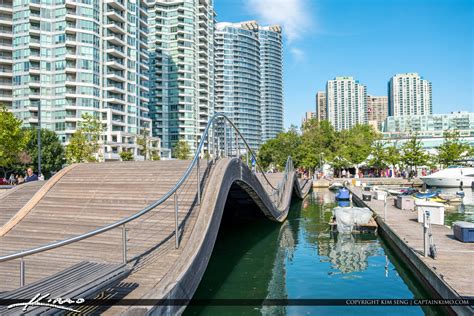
341,169,346,178
17,175,24,184
24,167,38,183
8,174,16,185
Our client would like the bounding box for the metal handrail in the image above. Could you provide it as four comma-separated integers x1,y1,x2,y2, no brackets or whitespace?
0,112,291,263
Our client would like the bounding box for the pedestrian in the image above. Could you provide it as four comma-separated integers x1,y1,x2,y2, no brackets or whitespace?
8,174,16,185
24,167,38,183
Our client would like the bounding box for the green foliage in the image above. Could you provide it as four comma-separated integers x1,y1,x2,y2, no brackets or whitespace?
0,106,28,173
298,120,336,170
137,128,160,160
385,143,401,170
259,120,380,172
25,128,64,178
437,130,473,167
258,127,301,171
120,151,134,161
173,140,191,160
401,134,429,170
368,141,389,170
65,113,104,164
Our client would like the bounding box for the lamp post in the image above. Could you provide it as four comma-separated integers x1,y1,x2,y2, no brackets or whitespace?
37,102,42,178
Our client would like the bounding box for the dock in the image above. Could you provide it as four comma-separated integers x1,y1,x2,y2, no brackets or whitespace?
349,186,474,316
313,177,423,188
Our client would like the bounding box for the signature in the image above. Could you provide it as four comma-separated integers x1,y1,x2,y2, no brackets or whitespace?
7,293,85,312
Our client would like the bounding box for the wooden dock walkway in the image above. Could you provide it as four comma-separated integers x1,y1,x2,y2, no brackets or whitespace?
350,187,474,315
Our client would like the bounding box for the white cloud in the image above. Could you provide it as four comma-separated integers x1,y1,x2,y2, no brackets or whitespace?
246,0,312,42
290,47,305,62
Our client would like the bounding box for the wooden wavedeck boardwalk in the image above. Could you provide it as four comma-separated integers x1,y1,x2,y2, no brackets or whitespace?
350,186,474,315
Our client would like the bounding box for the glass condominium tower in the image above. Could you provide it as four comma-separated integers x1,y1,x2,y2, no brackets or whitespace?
259,25,283,143
215,21,261,152
215,20,283,153
9,0,154,160
326,76,367,131
147,0,215,154
388,72,432,117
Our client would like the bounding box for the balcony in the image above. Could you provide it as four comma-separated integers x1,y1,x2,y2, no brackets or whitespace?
105,7,125,23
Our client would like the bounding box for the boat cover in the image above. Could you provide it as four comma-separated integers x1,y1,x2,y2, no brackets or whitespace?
334,207,373,233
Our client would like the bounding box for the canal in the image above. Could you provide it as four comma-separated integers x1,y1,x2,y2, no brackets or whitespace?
184,189,446,315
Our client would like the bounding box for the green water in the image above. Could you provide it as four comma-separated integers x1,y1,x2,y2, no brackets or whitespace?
185,189,445,315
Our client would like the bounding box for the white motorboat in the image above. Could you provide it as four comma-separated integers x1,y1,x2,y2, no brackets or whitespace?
421,167,474,188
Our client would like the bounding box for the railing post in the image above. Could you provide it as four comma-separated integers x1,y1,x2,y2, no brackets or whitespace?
235,132,239,159
122,224,127,264
224,122,227,158
206,130,210,164
197,159,201,205
174,192,179,249
20,257,25,287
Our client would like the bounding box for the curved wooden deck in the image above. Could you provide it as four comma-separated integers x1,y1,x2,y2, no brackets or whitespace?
0,158,311,315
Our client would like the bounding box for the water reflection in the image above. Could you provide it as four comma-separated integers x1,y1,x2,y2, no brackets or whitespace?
186,189,443,315
319,234,380,274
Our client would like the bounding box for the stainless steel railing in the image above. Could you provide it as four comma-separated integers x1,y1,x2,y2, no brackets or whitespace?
0,112,295,287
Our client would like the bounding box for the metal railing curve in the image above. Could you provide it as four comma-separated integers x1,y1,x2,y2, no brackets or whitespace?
0,112,295,287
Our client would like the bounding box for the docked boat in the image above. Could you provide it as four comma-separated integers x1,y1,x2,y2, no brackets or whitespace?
335,187,350,201
421,167,474,188
415,191,439,199
385,187,418,196
438,194,463,204
329,182,344,191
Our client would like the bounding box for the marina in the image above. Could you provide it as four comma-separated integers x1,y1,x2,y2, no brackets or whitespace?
350,186,474,315
186,189,446,315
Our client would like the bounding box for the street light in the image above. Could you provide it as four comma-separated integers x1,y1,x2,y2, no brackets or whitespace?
37,102,42,178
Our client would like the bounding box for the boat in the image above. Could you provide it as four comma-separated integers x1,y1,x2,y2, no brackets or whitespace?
385,188,418,196
329,182,344,191
415,191,439,199
438,194,463,204
421,167,474,188
329,207,377,234
335,187,350,201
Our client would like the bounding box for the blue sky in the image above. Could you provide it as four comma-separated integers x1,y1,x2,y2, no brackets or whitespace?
215,0,474,128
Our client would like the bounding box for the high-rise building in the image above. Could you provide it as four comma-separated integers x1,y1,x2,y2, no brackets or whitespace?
0,0,12,109
147,0,215,155
302,111,316,126
215,20,283,151
259,25,283,142
367,95,388,131
326,76,367,131
315,91,326,121
9,0,156,160
388,73,432,117
215,21,261,152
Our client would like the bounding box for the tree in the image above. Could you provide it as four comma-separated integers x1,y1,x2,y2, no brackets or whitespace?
25,128,64,178
437,130,473,167
258,126,301,171
65,113,104,164
0,106,28,176
120,151,134,161
137,128,160,160
401,134,429,174
298,120,336,171
173,140,191,160
368,141,389,172
385,143,401,172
